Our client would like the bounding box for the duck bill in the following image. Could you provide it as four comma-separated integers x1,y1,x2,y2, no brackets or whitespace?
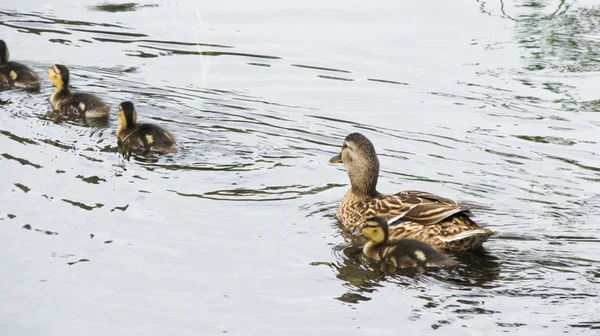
329,153,342,164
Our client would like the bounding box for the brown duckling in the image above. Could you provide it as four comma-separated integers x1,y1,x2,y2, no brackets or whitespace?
355,217,457,269
47,64,109,119
116,101,177,159
330,132,495,251
0,40,41,91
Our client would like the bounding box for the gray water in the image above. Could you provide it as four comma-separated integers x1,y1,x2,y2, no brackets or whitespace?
1,0,600,334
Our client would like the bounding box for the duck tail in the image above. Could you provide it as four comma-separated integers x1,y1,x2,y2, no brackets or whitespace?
440,228,497,249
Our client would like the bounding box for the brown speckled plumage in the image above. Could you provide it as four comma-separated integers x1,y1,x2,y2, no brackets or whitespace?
330,133,495,251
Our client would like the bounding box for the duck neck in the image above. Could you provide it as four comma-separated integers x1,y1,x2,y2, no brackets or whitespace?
350,178,378,197
54,84,70,96
116,124,129,139
363,240,384,261
349,167,379,197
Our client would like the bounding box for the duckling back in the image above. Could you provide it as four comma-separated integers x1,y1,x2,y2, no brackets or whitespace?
381,239,458,268
118,123,176,159
0,61,41,91
70,92,110,118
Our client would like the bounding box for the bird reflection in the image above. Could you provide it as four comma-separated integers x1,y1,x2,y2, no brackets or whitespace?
326,241,502,304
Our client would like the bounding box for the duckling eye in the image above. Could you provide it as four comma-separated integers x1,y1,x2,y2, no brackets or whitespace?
342,143,348,149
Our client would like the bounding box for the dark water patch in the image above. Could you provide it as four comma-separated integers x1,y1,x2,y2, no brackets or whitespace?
0,130,39,145
136,44,282,60
484,148,536,161
1,21,71,36
497,322,527,328
298,199,340,218
110,204,129,212
1,153,42,169
452,307,499,315
13,183,30,193
248,62,271,67
570,321,600,330
76,175,106,184
367,78,409,86
50,252,74,258
124,50,158,58
317,75,354,82
90,3,159,13
49,38,76,46
61,199,104,210
67,259,90,266
22,224,58,235
0,10,128,39
172,183,338,202
515,135,577,146
542,154,600,173
291,64,351,74
69,27,147,38
458,80,514,92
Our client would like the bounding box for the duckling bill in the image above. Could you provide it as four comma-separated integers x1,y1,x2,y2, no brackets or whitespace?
47,64,109,121
0,40,41,91
117,101,177,160
356,217,457,269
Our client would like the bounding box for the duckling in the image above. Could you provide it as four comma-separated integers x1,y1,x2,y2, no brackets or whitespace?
116,101,177,159
355,217,457,269
0,40,41,91
47,64,109,120
330,132,495,251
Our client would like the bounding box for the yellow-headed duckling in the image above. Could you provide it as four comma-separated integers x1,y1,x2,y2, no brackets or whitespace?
47,64,109,119
0,40,41,91
356,217,458,269
330,132,495,251
117,101,177,159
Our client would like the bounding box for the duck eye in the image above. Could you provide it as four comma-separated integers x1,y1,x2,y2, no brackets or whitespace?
342,143,348,149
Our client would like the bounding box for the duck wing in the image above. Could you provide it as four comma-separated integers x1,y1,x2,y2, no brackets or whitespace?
385,190,474,226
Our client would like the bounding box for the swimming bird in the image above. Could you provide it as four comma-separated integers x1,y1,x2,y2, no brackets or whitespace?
0,40,41,91
355,216,458,268
47,64,110,120
116,101,177,159
329,132,495,251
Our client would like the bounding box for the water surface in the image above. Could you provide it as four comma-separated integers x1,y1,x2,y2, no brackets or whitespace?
1,0,600,334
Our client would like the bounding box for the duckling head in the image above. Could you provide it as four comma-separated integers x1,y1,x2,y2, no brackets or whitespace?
118,101,137,130
47,64,70,89
0,40,8,64
359,216,389,245
330,133,380,196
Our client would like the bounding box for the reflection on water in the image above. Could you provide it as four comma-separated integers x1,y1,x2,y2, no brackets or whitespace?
90,3,159,13
1,0,600,334
325,243,501,304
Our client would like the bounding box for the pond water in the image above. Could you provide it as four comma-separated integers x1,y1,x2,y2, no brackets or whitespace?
1,0,600,334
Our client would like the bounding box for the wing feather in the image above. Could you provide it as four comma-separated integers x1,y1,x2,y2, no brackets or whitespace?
383,190,474,226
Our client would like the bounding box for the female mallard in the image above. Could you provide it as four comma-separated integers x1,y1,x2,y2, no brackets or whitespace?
47,64,109,119
330,132,495,251
355,217,457,268
0,40,41,91
116,101,177,159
